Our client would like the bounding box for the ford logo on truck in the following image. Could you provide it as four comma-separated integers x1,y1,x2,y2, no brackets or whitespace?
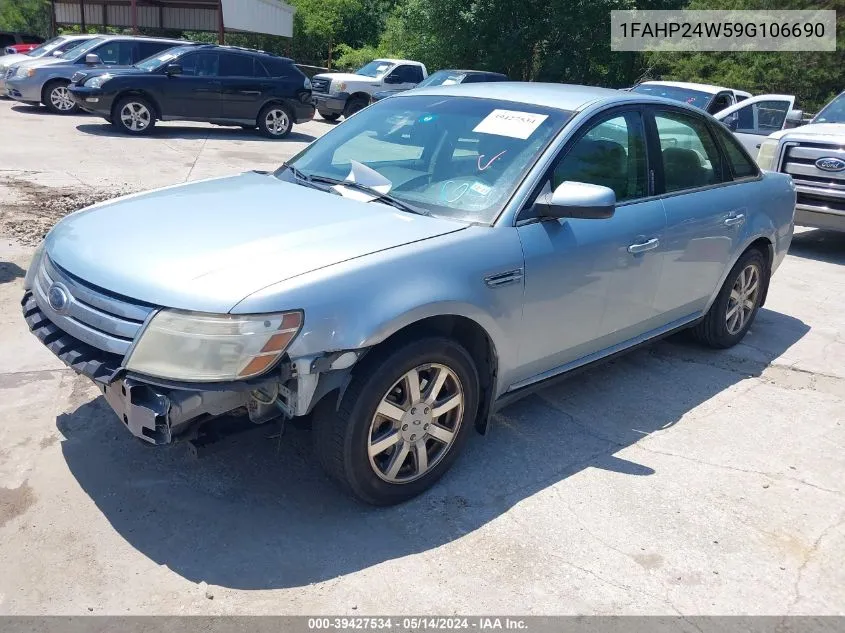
815,157,845,172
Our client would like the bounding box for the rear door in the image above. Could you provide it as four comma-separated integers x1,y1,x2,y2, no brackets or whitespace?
218,52,268,121
648,106,747,320
388,64,424,91
159,50,221,118
713,94,796,155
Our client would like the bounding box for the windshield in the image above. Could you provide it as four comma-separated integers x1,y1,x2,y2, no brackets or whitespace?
25,36,63,58
64,37,106,62
134,45,194,71
356,60,394,78
418,70,466,87
282,95,571,224
631,84,713,110
812,92,845,124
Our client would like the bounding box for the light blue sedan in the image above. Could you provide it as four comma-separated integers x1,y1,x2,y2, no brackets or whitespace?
23,83,795,504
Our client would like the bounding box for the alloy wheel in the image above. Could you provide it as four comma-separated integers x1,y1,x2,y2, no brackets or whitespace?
367,363,464,484
120,102,151,132
50,86,75,112
726,263,760,335
264,108,290,135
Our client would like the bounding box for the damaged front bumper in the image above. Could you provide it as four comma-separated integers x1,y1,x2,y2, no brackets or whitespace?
22,290,358,447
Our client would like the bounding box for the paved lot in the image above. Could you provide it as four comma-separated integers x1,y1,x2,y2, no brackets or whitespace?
0,98,844,616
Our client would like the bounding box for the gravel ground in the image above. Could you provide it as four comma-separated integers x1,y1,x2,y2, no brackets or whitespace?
0,97,843,617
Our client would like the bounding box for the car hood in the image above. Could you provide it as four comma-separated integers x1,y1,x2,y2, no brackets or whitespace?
44,171,466,313
71,65,144,83
313,72,377,84
770,122,845,140
0,53,32,68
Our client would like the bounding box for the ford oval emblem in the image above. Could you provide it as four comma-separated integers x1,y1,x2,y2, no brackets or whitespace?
815,157,845,172
47,284,70,313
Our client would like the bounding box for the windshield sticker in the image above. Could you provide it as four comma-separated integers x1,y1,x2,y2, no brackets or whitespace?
376,64,390,73
473,109,549,139
470,182,492,196
418,114,438,123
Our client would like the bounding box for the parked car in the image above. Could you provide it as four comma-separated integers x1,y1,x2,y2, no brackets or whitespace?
631,81,751,115
0,35,98,95
68,44,314,138
0,32,43,55
712,94,803,155
311,58,427,121
371,69,508,102
756,90,845,232
22,83,795,504
5,35,189,114
5,43,40,55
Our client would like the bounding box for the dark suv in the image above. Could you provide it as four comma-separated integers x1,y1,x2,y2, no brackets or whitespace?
69,44,315,138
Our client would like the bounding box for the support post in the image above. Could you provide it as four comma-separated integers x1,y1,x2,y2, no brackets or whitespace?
50,0,56,37
218,0,225,44
131,0,138,34
79,0,86,31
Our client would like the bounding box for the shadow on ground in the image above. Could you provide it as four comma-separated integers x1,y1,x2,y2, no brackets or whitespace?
75,122,317,143
0,262,25,284
11,104,93,116
789,229,845,265
57,303,809,590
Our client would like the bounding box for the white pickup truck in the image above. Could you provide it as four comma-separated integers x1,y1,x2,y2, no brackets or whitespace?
311,58,428,121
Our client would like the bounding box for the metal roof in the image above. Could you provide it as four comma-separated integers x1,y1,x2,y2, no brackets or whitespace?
54,0,294,39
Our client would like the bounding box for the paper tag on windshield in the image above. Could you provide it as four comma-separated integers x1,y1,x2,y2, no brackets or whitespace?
473,109,549,139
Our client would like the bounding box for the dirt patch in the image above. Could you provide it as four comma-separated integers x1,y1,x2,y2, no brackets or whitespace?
0,178,134,246
0,481,35,528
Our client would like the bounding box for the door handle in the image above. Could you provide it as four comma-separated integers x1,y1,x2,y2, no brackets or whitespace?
724,213,745,227
627,238,659,254
755,143,761,149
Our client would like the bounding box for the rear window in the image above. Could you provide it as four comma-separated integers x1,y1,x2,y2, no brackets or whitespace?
712,123,760,179
262,56,292,77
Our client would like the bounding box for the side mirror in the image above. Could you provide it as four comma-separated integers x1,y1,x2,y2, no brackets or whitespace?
85,53,102,65
723,113,738,131
165,63,182,76
534,181,616,220
786,108,803,122
52,50,64,57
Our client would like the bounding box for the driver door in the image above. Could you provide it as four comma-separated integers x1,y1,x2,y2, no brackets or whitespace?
514,108,667,385
386,65,423,91
713,94,796,156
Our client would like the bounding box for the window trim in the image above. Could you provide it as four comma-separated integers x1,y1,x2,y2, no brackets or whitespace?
646,105,741,198
516,105,653,225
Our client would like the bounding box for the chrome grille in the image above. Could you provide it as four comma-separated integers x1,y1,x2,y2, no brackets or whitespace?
5,67,14,80
781,142,845,216
311,77,330,93
31,256,156,357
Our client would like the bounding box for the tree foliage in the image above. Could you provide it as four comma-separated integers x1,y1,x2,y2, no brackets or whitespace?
0,0,51,37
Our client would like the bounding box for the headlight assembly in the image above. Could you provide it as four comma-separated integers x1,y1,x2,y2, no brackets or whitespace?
330,80,346,94
756,139,780,171
126,310,303,382
84,74,112,89
15,66,35,78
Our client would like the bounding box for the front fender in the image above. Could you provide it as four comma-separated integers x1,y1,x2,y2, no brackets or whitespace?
232,225,526,395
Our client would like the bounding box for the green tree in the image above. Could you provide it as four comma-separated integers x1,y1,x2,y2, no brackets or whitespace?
0,0,51,36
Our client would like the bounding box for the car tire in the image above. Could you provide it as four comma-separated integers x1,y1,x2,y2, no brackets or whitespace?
318,110,340,122
690,248,767,349
312,337,479,505
343,97,367,119
42,80,78,114
257,103,293,138
112,95,156,135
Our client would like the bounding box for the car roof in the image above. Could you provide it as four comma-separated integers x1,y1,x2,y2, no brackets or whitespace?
437,69,506,76
402,82,626,111
88,34,188,44
192,43,292,62
375,58,424,66
638,80,731,95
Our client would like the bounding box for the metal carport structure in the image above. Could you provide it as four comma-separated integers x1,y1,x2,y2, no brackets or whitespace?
52,0,295,42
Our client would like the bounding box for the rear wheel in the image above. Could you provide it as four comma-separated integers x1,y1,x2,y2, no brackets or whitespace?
312,337,479,505
43,80,78,114
112,95,156,135
258,103,293,138
690,248,767,348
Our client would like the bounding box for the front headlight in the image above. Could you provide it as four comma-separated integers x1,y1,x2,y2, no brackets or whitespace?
330,80,346,94
84,74,112,89
304,76,312,90
15,66,35,78
126,309,303,382
756,139,780,170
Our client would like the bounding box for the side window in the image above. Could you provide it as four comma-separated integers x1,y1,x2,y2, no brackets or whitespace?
254,58,269,78
179,52,219,77
0,34,15,48
707,92,733,114
23,35,43,44
654,110,726,192
263,57,291,77
393,65,421,83
138,42,169,62
733,100,790,135
219,53,254,77
552,112,647,202
94,41,136,65
711,123,759,179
